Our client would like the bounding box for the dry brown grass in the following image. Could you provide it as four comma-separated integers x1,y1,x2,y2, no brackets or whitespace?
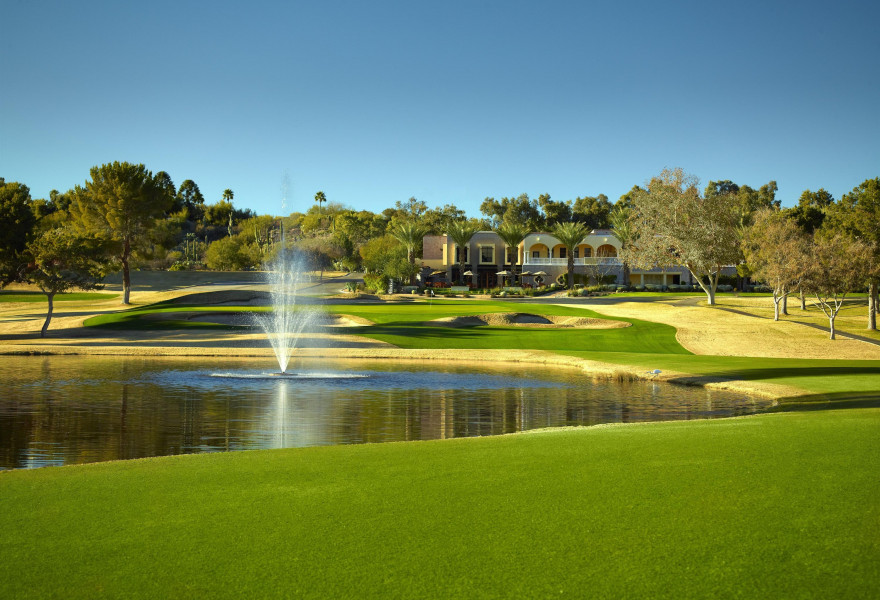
581,299,880,360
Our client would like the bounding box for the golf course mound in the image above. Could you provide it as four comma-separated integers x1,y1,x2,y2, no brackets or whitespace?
429,312,630,329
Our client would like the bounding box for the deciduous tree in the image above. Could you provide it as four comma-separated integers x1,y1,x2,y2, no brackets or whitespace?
571,194,613,229
802,234,873,340
24,227,111,337
744,209,810,321
825,177,880,330
620,168,741,305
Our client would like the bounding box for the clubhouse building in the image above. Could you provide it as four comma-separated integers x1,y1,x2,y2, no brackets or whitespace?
422,230,695,288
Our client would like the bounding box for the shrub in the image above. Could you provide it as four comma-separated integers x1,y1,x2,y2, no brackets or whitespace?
363,273,389,293
717,284,734,292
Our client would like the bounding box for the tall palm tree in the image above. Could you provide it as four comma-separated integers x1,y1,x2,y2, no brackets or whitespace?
494,221,528,285
314,190,327,212
447,219,480,284
391,220,427,285
609,205,633,285
222,189,235,237
551,221,589,288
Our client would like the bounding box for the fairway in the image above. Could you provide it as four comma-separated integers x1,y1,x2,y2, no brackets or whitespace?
2,408,877,599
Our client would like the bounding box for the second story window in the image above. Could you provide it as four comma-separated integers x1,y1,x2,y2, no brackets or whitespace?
480,246,495,264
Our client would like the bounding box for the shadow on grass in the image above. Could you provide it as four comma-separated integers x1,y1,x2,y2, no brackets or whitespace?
707,366,880,381
768,392,880,412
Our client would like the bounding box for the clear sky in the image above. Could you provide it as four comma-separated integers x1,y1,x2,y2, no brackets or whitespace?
2,0,878,217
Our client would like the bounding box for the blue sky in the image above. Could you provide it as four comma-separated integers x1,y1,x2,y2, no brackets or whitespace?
2,0,878,217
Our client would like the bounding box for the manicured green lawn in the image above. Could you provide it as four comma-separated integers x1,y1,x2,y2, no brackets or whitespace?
328,301,687,354
83,304,255,330
562,351,880,400
1,408,877,599
0,291,118,302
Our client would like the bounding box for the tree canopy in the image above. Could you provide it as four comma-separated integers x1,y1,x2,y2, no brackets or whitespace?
620,168,741,305
0,179,36,284
69,162,172,304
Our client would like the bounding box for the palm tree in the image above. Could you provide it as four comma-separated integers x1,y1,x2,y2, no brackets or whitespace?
609,205,633,285
494,221,528,285
391,220,427,285
222,189,235,237
314,190,327,212
447,219,480,284
551,221,589,288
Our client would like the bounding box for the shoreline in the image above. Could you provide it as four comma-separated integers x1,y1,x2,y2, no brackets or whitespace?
0,342,805,401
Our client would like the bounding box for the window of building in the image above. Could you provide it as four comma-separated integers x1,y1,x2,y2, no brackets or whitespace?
574,249,579,259
532,250,539,259
479,245,495,264
558,247,567,259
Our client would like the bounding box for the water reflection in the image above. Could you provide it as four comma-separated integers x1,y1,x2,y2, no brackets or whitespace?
0,356,769,470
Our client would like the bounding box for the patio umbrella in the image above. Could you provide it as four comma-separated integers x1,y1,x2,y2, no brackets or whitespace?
532,270,547,276
495,270,511,275
519,271,533,276
463,270,473,276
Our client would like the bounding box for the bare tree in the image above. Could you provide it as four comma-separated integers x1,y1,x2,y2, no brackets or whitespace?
744,209,810,321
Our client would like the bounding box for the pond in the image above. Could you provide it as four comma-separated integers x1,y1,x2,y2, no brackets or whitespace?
0,356,770,470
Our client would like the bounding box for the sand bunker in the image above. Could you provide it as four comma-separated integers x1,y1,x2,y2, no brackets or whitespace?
428,312,630,329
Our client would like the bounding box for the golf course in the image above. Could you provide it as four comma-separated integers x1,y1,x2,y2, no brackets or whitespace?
1,273,878,598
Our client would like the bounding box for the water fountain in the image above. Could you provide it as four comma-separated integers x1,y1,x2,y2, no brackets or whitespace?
252,253,316,376
251,185,317,376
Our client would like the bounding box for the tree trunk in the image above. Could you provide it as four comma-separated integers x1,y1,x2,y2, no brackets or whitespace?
829,315,836,340
773,288,782,321
799,289,806,310
568,256,575,289
869,280,878,331
41,292,55,338
782,293,788,315
121,239,131,305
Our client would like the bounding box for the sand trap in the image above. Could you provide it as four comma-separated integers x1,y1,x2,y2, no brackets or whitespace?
428,312,630,329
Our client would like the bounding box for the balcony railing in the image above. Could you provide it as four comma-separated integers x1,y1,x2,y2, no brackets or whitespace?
524,257,620,266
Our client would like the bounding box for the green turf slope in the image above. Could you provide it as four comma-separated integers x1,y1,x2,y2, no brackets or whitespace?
2,409,877,599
